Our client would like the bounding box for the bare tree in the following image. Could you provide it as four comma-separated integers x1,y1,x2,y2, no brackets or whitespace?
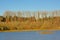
25,11,31,18
3,11,12,22
38,11,40,19
17,11,22,17
3,11,11,17
52,11,55,18
42,11,47,18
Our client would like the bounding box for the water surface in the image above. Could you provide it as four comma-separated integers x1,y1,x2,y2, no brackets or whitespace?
0,30,60,40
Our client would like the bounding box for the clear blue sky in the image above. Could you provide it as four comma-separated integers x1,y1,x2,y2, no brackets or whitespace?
0,0,60,15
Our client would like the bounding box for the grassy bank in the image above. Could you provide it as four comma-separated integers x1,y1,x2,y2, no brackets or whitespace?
0,17,60,32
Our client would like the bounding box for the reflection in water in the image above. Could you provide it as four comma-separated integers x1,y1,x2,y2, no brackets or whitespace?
0,30,60,40
40,31,54,34
39,30,55,34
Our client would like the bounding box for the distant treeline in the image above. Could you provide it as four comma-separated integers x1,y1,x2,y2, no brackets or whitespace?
3,10,60,18
0,10,60,31
0,10,60,22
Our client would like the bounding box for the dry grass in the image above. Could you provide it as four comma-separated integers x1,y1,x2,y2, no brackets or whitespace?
0,17,60,32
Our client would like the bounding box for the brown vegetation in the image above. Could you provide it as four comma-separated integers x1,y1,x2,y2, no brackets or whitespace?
0,11,60,31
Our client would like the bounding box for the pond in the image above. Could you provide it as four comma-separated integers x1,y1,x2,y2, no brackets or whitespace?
0,30,60,40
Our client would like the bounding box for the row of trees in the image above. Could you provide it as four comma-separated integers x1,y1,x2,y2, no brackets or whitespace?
0,10,60,31
3,10,60,20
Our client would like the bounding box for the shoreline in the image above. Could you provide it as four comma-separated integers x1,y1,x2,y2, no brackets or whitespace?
0,29,60,32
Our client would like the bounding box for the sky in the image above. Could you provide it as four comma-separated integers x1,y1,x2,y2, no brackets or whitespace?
0,0,60,15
